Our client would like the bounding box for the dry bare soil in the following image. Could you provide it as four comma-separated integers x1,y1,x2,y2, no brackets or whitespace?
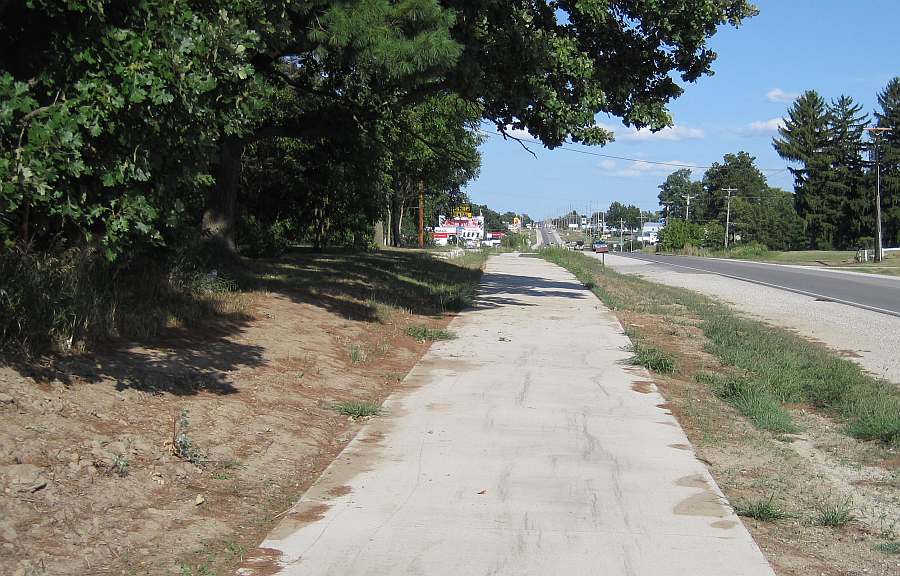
0,249,483,576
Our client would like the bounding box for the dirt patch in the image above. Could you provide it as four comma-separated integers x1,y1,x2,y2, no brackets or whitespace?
630,380,655,393
0,251,476,576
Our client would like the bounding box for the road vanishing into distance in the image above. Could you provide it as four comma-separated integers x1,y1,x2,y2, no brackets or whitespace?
536,225,563,246
616,253,900,317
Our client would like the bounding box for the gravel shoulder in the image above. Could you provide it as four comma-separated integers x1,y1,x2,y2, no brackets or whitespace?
598,253,900,385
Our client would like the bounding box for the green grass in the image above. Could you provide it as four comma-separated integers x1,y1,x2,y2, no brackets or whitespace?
331,400,382,418
697,372,800,434
714,248,900,277
628,341,677,374
733,495,790,522
540,246,900,444
406,325,456,342
875,541,900,555
814,496,855,527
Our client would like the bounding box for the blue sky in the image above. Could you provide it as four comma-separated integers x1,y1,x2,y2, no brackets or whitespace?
464,0,900,220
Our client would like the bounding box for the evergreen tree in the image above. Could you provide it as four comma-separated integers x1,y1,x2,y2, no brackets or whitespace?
825,95,870,248
774,90,833,248
875,77,900,246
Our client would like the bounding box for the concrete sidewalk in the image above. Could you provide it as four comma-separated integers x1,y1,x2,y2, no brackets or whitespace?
239,253,776,576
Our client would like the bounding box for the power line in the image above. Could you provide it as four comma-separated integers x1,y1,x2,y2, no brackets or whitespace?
477,128,791,173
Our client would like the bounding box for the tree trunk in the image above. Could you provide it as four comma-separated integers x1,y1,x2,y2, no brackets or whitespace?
390,187,405,247
201,136,243,254
373,220,385,246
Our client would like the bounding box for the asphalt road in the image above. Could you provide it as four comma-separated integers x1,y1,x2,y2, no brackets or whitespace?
616,253,900,317
537,225,562,246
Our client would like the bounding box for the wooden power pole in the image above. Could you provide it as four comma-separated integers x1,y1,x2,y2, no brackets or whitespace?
418,181,425,248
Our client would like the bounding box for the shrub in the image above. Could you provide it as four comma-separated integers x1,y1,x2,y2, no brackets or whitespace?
703,222,725,249
727,242,770,260
0,242,247,356
236,215,294,258
659,219,703,251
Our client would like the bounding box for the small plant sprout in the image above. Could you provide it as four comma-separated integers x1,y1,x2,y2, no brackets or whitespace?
349,343,367,364
110,453,130,478
172,408,205,466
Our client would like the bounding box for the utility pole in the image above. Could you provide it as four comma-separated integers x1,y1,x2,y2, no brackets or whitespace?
417,181,425,248
721,188,738,248
682,193,696,222
866,127,891,262
619,218,625,253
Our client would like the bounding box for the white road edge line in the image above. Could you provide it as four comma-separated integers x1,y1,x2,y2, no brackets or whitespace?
616,254,900,319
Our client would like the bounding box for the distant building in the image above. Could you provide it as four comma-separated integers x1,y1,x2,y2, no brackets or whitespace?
639,222,664,244
433,213,485,246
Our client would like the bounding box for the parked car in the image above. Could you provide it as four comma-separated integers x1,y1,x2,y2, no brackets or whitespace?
574,240,585,251
592,241,609,253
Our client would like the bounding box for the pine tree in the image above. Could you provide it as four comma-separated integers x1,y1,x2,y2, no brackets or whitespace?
826,95,869,249
875,77,900,246
773,90,833,248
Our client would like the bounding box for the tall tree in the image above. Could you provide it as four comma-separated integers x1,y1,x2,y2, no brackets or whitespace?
875,77,900,246
773,90,834,248
658,169,701,221
826,95,869,248
607,202,641,230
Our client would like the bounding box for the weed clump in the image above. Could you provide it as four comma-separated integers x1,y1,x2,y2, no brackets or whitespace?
733,495,789,522
875,541,900,555
406,325,456,342
332,400,381,419
628,341,677,374
349,343,367,364
814,496,855,527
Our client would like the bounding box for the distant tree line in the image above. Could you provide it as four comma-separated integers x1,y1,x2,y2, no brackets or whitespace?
654,77,900,252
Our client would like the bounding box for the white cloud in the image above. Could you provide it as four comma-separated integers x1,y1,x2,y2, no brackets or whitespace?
766,88,799,103
599,158,698,178
501,125,534,140
598,159,617,171
597,122,704,143
743,117,785,136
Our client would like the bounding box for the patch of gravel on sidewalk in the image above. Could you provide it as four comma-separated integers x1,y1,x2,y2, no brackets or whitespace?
601,254,900,385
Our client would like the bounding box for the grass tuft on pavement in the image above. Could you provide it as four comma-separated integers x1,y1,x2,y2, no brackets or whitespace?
540,247,900,445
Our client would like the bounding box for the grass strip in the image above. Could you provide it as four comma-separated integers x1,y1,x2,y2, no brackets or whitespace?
539,247,900,445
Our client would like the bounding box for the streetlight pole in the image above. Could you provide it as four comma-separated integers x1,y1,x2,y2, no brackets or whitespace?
866,127,891,263
720,188,738,249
